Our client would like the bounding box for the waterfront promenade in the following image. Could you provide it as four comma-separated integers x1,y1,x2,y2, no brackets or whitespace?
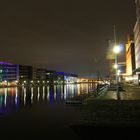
70,84,140,138
0,83,140,139
96,83,140,100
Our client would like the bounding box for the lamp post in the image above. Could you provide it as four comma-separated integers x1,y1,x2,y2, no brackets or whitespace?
113,45,121,100
113,25,122,100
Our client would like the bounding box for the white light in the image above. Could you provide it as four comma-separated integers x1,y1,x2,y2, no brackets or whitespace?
113,64,118,69
118,70,121,73
113,45,121,54
125,77,134,81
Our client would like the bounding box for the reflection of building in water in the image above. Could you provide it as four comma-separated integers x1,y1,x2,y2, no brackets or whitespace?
49,86,54,104
0,88,18,113
0,92,5,112
37,87,40,101
31,87,34,103
15,87,18,111
4,88,7,107
77,84,80,95
64,85,68,100
0,83,97,114
61,85,64,99
47,86,50,100
54,85,56,100
23,87,27,105
43,86,45,100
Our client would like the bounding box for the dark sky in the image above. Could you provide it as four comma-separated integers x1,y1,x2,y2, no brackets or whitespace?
0,0,136,77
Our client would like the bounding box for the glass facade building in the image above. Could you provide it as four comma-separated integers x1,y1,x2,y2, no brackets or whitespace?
0,62,18,84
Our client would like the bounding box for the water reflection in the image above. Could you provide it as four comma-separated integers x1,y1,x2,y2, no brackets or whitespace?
0,83,95,114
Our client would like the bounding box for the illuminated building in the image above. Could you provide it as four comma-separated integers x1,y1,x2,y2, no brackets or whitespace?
19,65,34,83
0,62,18,86
55,72,78,84
36,68,46,81
0,62,79,86
134,0,140,69
125,35,135,75
64,73,78,84
46,70,56,84
133,0,140,84
46,71,78,84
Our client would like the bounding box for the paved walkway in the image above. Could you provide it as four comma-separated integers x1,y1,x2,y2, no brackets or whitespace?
96,84,140,100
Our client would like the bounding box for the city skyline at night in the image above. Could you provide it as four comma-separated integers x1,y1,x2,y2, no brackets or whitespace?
1,1,140,138
0,0,136,77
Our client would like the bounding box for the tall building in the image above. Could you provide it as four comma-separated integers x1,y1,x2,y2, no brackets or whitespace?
126,35,136,75
134,0,140,84
134,0,140,71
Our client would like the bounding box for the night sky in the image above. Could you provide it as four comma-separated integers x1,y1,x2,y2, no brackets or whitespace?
0,0,136,77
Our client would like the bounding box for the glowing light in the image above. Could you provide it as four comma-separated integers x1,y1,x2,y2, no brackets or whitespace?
125,77,134,81
113,64,118,69
43,86,45,100
24,88,27,105
117,69,121,76
113,45,121,54
54,86,56,100
37,87,40,101
31,87,34,103
4,88,7,107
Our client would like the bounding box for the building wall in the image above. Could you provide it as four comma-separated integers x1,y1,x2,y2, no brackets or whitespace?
19,65,34,82
126,36,136,75
36,68,46,80
0,62,18,82
134,0,140,70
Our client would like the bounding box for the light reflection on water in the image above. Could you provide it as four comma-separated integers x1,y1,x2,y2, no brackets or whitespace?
0,83,95,114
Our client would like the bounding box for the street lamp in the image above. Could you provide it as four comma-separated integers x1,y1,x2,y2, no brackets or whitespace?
113,45,121,100
113,45,121,54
